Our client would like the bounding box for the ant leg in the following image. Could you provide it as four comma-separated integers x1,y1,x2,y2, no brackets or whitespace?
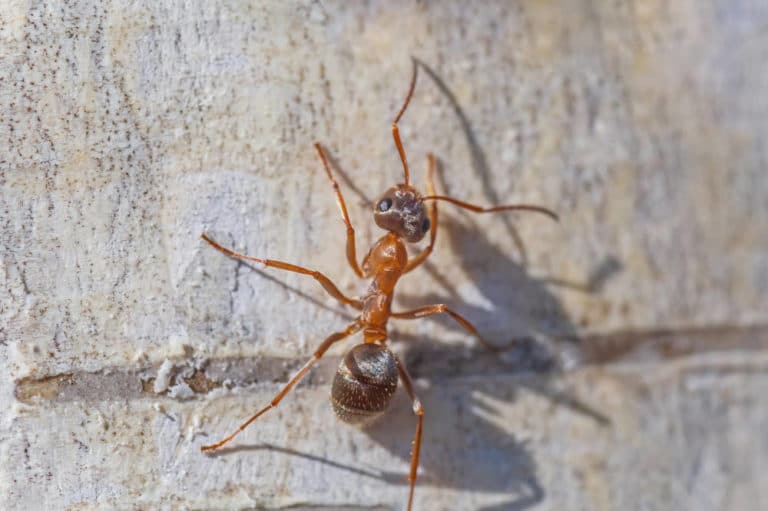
394,354,424,511
314,143,364,278
201,321,362,452
201,234,362,309
392,304,510,352
404,154,438,274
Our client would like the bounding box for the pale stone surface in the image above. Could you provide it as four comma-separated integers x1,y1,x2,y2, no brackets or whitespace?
5,352,768,510
1,0,767,510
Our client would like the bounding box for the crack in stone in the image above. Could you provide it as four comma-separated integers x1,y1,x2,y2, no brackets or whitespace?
13,324,768,405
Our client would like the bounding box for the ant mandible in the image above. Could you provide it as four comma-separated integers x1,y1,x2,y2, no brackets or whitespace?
199,59,558,511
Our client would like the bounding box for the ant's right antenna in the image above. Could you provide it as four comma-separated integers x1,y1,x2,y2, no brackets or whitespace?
420,195,559,222
392,58,418,186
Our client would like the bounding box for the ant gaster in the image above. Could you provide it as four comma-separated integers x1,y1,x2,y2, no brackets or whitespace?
199,60,558,511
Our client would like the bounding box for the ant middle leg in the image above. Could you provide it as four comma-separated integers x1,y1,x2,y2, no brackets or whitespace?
394,354,424,511
201,320,362,452
391,304,512,352
201,234,362,309
313,143,365,278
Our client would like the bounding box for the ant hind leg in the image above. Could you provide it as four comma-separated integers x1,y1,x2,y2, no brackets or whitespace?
201,321,362,452
394,354,424,511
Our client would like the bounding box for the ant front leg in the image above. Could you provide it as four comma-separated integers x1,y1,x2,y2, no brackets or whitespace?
392,304,512,352
201,320,362,452
404,153,438,274
313,143,365,278
395,354,424,511
201,234,362,309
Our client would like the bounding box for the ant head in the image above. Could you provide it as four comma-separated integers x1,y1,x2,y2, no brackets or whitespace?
373,184,430,243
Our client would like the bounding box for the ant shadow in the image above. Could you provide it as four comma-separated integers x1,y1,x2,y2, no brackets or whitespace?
413,57,532,267
357,209,617,508
205,59,622,509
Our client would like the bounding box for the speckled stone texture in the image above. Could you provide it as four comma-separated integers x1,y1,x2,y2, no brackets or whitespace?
1,1,767,510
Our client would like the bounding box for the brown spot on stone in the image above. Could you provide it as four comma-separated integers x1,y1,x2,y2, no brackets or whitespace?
141,378,155,394
15,373,75,403
184,370,222,394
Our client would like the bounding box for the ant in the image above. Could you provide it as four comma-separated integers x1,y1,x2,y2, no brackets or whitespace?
199,59,558,511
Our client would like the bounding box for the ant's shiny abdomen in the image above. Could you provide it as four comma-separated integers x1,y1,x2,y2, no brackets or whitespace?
331,343,399,425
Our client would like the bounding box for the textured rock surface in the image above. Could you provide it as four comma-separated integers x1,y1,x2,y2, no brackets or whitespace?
2,1,767,510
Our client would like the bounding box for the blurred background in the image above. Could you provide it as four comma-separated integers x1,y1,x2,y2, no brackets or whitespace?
2,1,767,509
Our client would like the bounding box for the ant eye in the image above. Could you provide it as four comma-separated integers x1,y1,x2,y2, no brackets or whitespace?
422,218,430,232
378,198,393,212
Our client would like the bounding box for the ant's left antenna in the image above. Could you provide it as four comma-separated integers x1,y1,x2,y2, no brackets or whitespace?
392,58,418,186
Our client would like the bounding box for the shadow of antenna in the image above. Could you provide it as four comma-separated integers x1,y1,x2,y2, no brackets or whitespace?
412,56,530,266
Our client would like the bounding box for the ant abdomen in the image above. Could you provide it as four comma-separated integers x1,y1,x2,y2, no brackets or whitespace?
331,343,399,425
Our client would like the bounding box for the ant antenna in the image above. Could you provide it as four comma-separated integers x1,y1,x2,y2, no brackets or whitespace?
392,58,418,186
421,195,560,221
394,58,418,125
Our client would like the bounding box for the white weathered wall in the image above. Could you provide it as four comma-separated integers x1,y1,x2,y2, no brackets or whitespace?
2,1,767,509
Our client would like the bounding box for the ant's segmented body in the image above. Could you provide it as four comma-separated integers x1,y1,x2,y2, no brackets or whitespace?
199,60,558,510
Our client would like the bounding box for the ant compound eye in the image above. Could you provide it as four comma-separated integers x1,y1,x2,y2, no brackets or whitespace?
422,218,430,232
378,198,393,212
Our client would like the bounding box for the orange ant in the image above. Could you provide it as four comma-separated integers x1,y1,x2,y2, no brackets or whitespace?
199,60,558,511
